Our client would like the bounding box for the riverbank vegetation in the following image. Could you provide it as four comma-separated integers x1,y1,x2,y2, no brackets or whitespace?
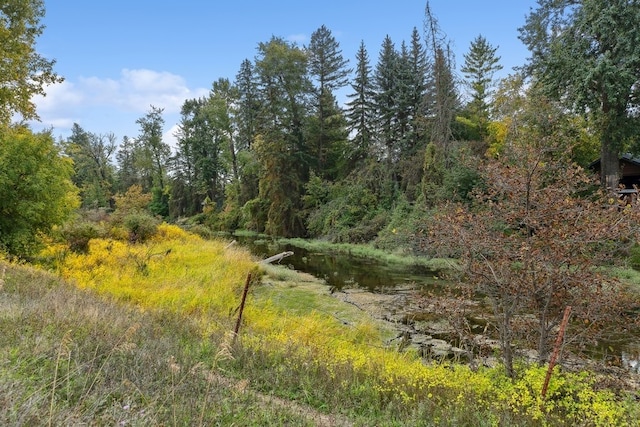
2,225,639,425
3,0,640,424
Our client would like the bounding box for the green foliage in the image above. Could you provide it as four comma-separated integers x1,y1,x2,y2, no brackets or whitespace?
301,172,330,210
306,180,387,243
460,35,502,141
62,124,117,209
134,106,170,194
519,0,640,188
112,185,151,219
60,220,105,253
374,196,431,255
249,37,311,237
123,212,159,244
307,25,351,180
440,152,483,202
148,185,169,218
204,182,243,232
422,143,482,206
0,0,63,124
0,125,79,257
241,196,268,233
344,41,376,165
629,244,640,271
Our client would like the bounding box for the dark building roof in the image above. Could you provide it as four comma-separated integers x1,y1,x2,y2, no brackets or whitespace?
590,153,640,188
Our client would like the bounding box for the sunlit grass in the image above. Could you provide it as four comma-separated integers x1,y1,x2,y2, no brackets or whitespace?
0,261,316,426
6,224,639,426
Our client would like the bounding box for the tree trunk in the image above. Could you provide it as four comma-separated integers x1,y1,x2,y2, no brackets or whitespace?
501,309,514,379
600,139,620,192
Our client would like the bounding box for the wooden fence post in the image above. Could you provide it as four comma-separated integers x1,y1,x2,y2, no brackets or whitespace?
542,305,572,399
233,273,252,344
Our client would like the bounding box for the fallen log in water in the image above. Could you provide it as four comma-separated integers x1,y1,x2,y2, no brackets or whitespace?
261,251,294,264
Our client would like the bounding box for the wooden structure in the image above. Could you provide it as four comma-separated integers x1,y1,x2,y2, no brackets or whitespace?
590,153,640,189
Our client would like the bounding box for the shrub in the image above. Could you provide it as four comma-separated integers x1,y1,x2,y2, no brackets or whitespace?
60,220,105,253
123,212,159,243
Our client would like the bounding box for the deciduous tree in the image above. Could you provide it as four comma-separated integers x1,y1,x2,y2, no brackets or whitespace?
63,124,116,209
0,126,78,256
0,0,62,124
519,0,640,190
427,135,640,378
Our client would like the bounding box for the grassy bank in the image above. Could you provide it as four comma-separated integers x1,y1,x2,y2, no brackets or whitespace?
2,225,639,426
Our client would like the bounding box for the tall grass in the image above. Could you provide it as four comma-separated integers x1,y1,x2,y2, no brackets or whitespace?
0,262,315,425
4,224,639,426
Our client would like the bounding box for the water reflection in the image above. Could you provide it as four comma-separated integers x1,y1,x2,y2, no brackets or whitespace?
237,235,439,292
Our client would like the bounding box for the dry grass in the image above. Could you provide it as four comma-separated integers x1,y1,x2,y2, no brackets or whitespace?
0,262,324,426
3,224,639,426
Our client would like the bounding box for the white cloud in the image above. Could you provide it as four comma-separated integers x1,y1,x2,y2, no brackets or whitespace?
31,68,209,141
78,69,208,113
164,123,181,152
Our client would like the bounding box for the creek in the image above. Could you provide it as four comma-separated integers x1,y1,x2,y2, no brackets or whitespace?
236,234,640,377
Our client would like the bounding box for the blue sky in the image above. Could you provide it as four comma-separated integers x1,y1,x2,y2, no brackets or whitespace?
32,0,538,147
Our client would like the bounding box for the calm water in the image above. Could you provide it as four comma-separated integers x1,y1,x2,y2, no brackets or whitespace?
236,235,440,292
235,234,640,373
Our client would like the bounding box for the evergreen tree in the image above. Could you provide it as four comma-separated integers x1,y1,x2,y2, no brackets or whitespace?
397,28,430,200
406,27,429,155
172,97,210,216
422,1,458,204
172,81,236,218
234,59,261,206
235,59,259,152
308,25,351,95
115,136,140,193
373,35,400,163
461,35,502,140
345,41,376,166
395,42,413,155
252,36,311,236
307,25,351,179
424,7,457,157
209,78,239,182
519,0,640,190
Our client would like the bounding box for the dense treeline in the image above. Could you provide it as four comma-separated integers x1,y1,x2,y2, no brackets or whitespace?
50,4,637,252
56,2,640,251
2,0,640,256
61,19,504,244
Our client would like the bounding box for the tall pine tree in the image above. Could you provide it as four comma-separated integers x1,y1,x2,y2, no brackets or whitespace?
461,35,502,141
345,41,376,166
306,25,351,179
253,36,311,236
